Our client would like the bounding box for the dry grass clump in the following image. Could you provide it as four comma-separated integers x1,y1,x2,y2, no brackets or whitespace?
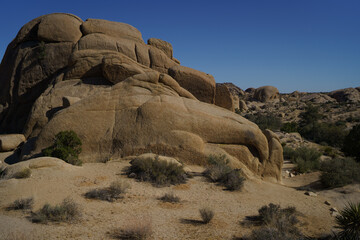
199,207,214,224
31,198,81,223
127,156,187,187
203,155,245,191
112,216,152,240
159,192,180,203
85,180,130,202
13,168,31,179
245,203,302,240
7,197,34,210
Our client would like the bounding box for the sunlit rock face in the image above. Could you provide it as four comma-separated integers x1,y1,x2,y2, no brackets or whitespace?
0,13,283,182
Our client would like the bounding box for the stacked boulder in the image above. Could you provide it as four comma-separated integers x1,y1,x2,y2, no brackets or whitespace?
0,13,283,182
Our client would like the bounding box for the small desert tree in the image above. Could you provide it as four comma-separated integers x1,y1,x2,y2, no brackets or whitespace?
42,130,82,165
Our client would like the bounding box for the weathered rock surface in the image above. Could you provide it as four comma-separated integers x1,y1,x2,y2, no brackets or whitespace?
148,38,173,59
253,86,280,102
0,13,284,182
239,100,248,112
0,134,25,152
1,157,76,178
168,65,216,103
215,83,235,111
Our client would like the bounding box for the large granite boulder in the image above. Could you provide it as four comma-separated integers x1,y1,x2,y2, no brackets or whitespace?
253,86,280,102
0,14,283,182
168,65,216,103
215,83,235,111
0,134,25,152
26,71,282,181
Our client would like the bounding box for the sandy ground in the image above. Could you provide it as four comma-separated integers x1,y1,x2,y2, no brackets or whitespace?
0,158,357,240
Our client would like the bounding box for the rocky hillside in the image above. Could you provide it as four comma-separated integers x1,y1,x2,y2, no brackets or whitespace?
0,13,282,182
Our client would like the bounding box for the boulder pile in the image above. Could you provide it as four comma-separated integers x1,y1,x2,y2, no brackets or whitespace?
0,13,283,181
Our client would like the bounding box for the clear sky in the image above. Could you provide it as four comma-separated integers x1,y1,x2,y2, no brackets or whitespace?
0,0,359,93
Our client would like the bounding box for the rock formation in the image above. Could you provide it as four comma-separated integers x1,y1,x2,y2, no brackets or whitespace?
253,86,280,102
329,88,360,103
0,13,283,181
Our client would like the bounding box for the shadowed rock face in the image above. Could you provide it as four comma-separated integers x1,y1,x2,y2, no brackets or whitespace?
0,13,283,181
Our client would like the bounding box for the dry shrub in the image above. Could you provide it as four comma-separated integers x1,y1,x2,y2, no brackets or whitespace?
245,203,303,240
128,156,187,187
7,197,34,210
199,207,214,224
159,192,180,203
112,216,152,240
31,198,81,223
85,180,130,202
13,168,31,179
203,155,245,191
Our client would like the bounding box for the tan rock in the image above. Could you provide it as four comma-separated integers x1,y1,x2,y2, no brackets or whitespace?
148,46,178,73
37,14,83,42
0,134,25,152
168,65,216,103
23,79,109,138
62,96,81,107
13,13,83,45
148,38,173,59
28,72,281,181
215,83,235,111
81,19,144,43
1,157,76,178
239,100,248,112
253,86,280,102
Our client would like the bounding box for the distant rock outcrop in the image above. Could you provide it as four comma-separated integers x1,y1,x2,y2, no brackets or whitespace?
329,88,360,103
253,86,280,102
0,13,283,181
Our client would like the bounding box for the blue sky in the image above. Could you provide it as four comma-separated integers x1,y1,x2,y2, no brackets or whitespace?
0,0,359,93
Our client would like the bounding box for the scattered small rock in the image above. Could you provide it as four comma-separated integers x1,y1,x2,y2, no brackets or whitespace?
305,191,317,197
324,200,331,206
330,207,338,212
289,173,296,178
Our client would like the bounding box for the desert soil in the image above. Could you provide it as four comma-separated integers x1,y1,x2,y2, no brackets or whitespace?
0,159,358,239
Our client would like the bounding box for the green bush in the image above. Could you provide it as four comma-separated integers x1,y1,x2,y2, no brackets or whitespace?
199,207,214,224
342,124,360,162
244,113,282,131
203,155,245,191
42,130,82,166
31,198,81,223
285,147,321,173
85,180,130,202
127,156,187,187
320,158,360,188
281,121,298,133
335,202,360,240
